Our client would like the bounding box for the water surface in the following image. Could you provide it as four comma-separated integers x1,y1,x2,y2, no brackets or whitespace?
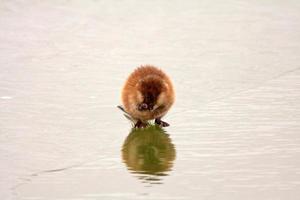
1,0,300,199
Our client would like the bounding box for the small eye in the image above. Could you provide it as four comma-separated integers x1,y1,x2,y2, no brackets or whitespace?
138,103,148,111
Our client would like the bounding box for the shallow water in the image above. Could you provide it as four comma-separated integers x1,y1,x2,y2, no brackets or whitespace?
1,0,300,199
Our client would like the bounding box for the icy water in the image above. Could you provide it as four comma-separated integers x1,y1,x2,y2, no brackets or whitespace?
1,0,300,200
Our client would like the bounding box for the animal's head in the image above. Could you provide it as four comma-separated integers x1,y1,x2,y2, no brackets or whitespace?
136,75,167,111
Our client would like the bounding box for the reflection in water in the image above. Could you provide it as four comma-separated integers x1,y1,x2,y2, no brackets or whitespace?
122,125,176,184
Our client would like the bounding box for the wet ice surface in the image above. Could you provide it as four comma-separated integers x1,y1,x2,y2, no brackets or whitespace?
1,0,300,199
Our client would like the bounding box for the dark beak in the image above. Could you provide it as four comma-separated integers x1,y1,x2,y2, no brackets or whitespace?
148,104,154,110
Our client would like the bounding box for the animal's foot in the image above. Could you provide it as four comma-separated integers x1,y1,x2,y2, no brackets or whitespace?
155,118,169,127
134,120,148,128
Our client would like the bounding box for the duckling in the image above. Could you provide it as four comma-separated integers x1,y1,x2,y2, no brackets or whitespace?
121,65,175,128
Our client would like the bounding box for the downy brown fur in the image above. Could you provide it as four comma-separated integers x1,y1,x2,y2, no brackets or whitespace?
122,65,175,126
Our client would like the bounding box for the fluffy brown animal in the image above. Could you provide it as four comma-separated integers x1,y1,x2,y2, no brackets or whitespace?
121,65,175,128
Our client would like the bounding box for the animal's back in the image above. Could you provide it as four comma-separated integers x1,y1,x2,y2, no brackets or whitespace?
124,66,166,88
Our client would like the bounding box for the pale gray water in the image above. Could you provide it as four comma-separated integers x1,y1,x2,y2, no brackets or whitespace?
1,0,300,200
